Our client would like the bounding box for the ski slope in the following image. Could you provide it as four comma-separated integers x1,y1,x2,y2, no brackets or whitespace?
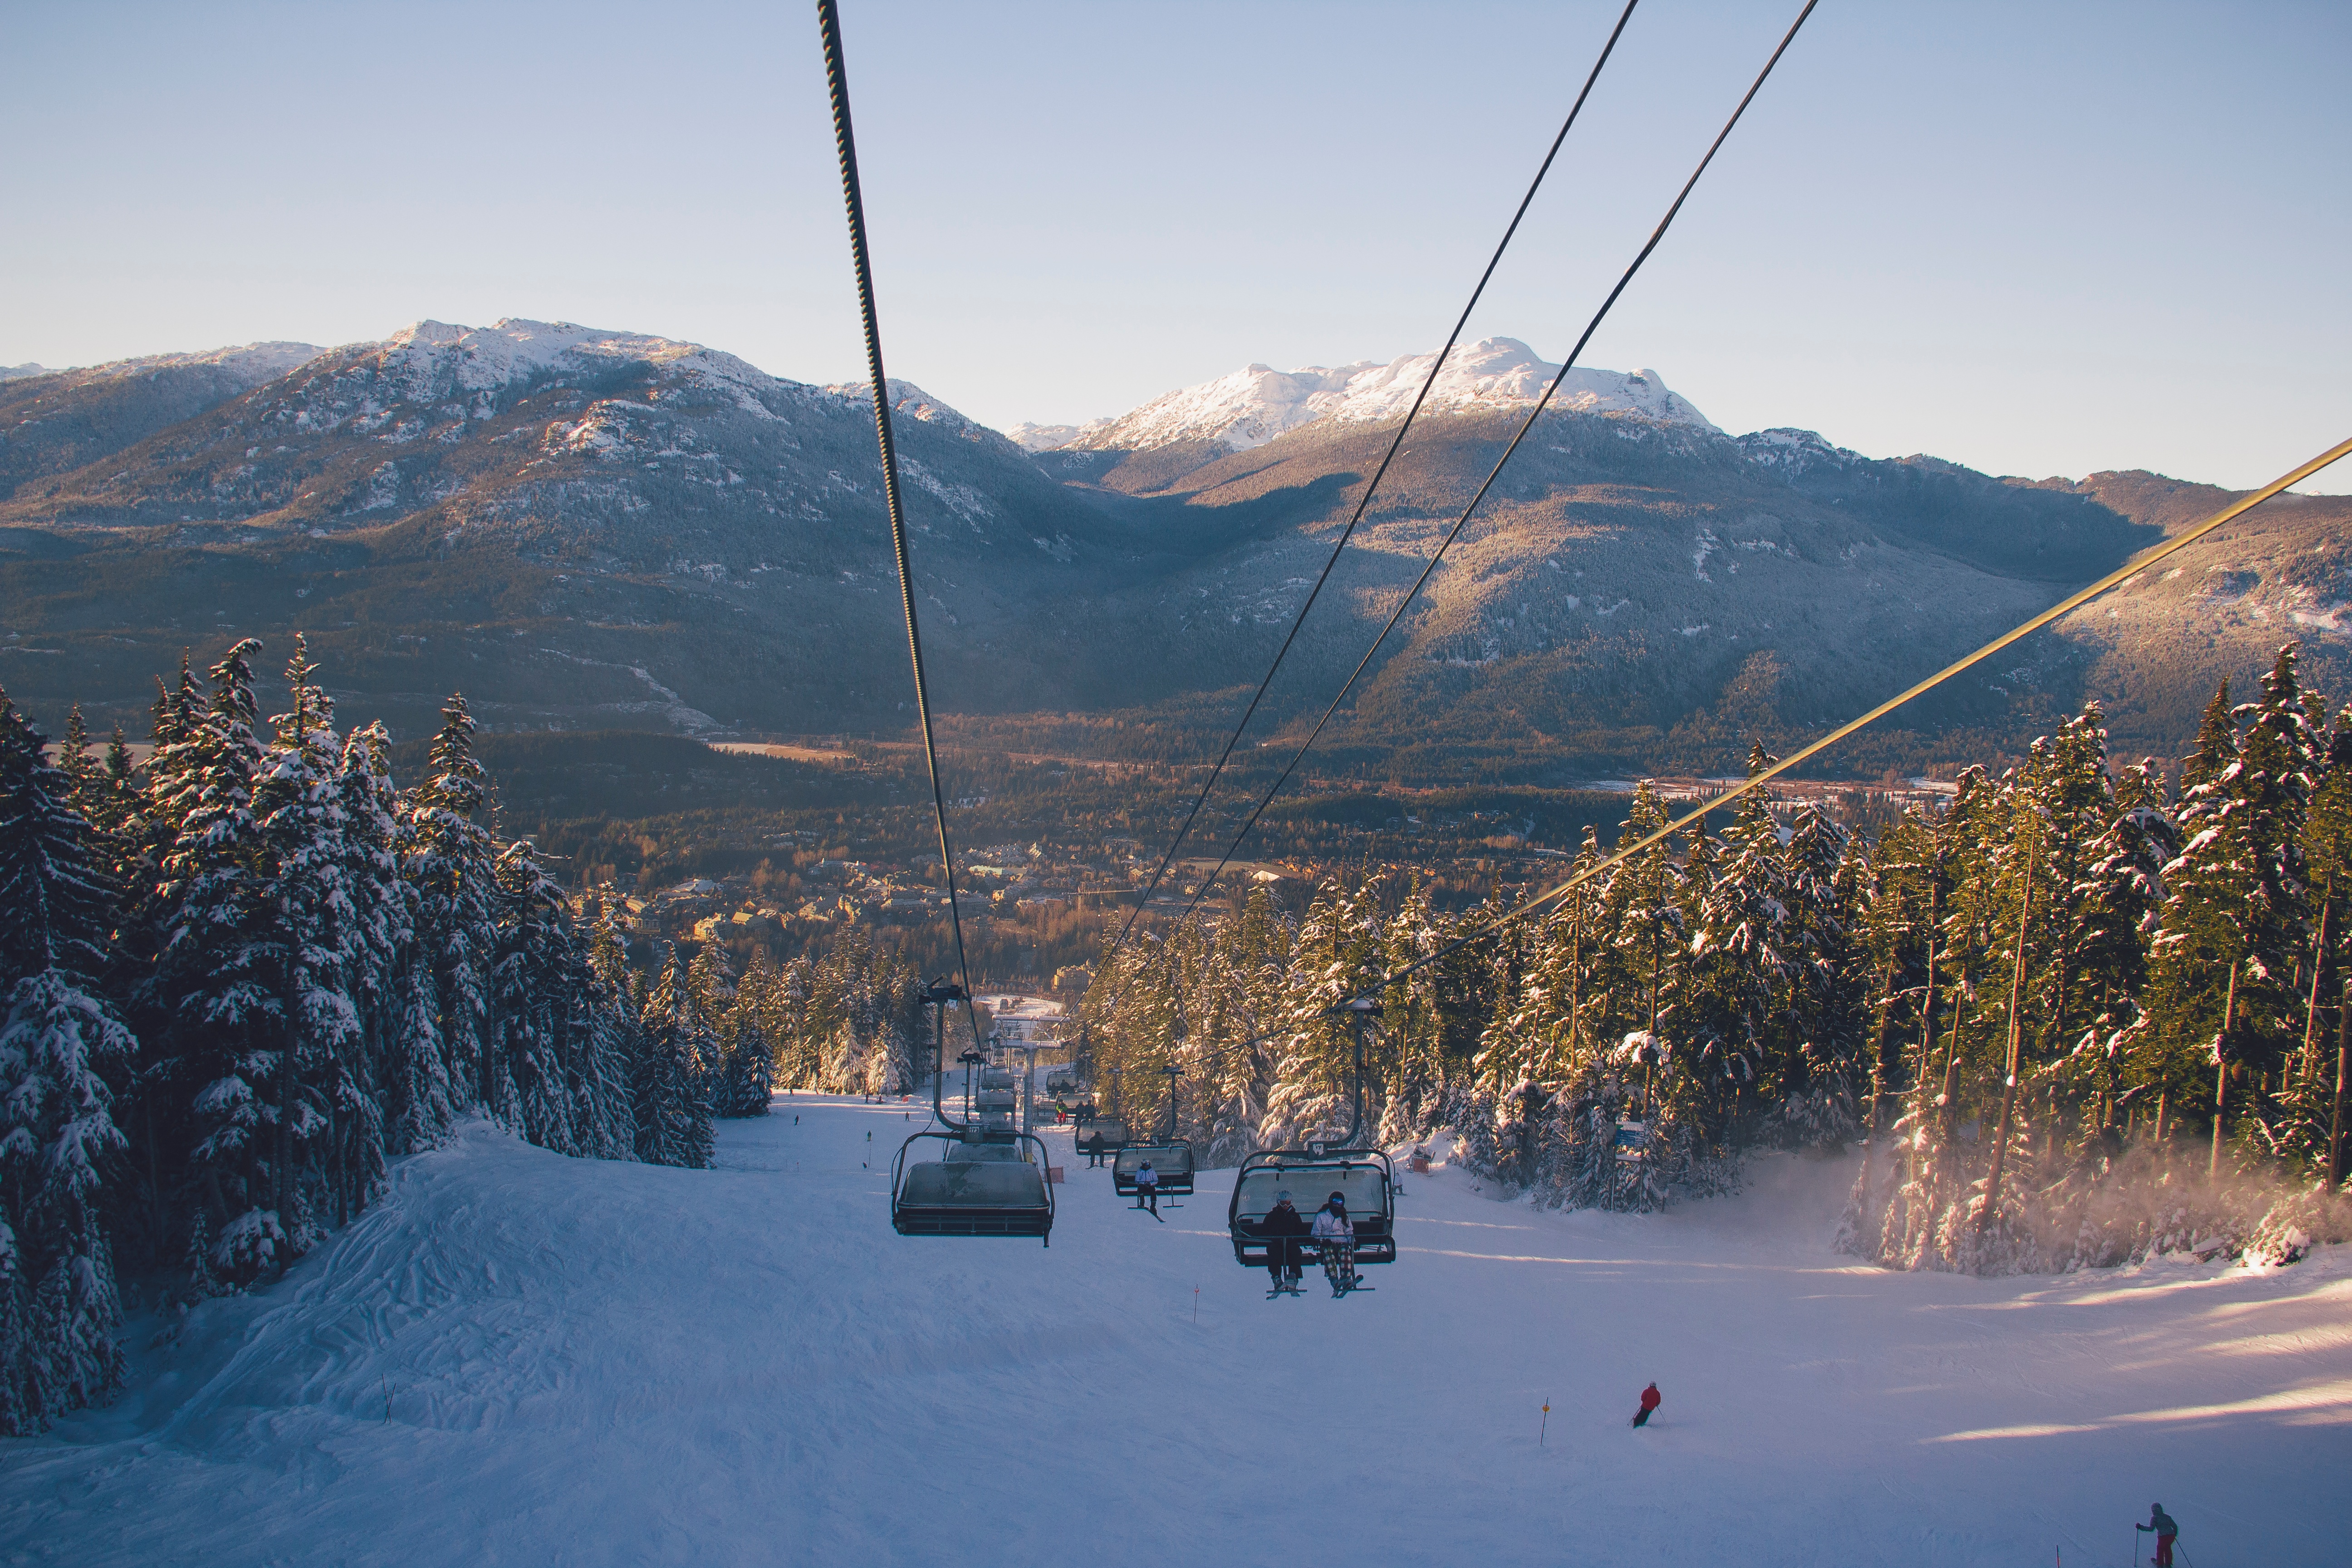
7,1096,2347,1566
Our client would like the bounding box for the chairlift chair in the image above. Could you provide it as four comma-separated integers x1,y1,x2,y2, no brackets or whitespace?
1226,1146,1396,1267
1113,1140,1196,1196
887,977,1055,1245
1074,1117,1130,1155
1225,996,1394,1269
891,1129,1055,1244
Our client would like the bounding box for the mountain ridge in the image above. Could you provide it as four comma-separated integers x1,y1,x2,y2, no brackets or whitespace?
1,315,2343,783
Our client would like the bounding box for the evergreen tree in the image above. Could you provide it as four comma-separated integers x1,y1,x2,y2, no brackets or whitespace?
402,696,502,1132
145,639,287,1282
0,691,133,1430
635,951,713,1167
491,838,582,1153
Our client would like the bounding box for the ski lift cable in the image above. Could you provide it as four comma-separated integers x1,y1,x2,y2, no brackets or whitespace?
1090,0,1647,992
818,0,986,1051
1154,0,1822,941
1092,432,2352,1080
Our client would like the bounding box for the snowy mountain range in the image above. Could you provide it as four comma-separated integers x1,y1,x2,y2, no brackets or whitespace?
3,315,2343,774
1009,338,1715,454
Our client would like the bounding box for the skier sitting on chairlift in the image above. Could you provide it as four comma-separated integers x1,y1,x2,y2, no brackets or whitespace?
1311,1191,1358,1294
1135,1161,1161,1217
1261,1191,1310,1293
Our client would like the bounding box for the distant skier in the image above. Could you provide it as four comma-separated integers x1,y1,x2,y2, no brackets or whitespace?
1632,1382,1661,1428
1261,1191,1310,1293
2136,1504,2179,1567
1085,1131,1107,1168
1135,1161,1161,1217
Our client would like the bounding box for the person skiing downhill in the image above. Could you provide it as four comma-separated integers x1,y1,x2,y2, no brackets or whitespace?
2136,1504,2179,1567
1632,1382,1661,1427
1135,1161,1161,1218
1260,1191,1310,1293
1311,1192,1357,1294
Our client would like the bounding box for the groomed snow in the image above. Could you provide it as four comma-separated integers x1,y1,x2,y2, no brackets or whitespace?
9,1098,2345,1565
1048,338,1717,454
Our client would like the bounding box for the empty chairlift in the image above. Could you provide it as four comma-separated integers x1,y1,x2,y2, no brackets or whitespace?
888,981,1055,1245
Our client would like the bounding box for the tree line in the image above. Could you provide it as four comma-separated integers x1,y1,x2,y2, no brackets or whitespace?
1080,645,2351,1273
0,640,764,1434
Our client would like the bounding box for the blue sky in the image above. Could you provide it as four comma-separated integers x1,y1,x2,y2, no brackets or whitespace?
4,0,2346,490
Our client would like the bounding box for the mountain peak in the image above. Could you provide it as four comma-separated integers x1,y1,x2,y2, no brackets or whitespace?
1024,338,1716,454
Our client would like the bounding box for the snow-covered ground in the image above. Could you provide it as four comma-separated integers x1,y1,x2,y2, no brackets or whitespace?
7,1097,2346,1566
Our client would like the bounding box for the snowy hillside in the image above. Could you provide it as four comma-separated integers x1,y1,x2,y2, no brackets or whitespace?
10,1098,2343,1564
1036,337,1716,453
0,340,324,385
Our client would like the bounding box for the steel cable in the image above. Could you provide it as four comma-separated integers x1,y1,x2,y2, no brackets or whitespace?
1092,0,1645,1000
1156,0,1822,941
818,0,987,1049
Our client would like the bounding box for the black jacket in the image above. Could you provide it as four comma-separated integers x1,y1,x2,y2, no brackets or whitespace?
1260,1203,1311,1239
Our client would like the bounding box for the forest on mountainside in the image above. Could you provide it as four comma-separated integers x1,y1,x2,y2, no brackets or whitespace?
1080,645,2352,1274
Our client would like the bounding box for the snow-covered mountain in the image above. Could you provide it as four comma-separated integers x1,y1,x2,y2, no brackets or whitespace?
1024,338,1715,454
3,340,324,384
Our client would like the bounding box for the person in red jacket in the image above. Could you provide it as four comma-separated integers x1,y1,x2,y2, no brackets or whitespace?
1632,1382,1661,1427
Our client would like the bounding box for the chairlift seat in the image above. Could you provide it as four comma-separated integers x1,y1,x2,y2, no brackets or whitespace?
891,1130,1054,1244
1112,1140,1196,1196
1226,1148,1396,1266
1074,1119,1130,1153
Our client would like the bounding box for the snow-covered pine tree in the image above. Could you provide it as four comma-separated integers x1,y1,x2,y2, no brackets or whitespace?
0,689,134,1430
328,722,408,1215
490,838,581,1153
635,950,713,1167
2280,706,2352,1172
252,638,362,1259
1262,877,1386,1151
1769,802,1865,1150
1686,756,1784,1133
145,639,289,1283
402,696,503,1132
580,912,642,1158
764,956,817,1089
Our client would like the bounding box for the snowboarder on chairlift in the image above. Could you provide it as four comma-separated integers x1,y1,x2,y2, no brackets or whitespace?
1261,1191,1310,1291
2136,1504,2179,1567
1632,1382,1661,1427
1135,1161,1161,1217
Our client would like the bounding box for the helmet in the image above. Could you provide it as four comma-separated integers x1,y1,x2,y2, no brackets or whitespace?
1328,1191,1347,1205
1275,1190,1293,1203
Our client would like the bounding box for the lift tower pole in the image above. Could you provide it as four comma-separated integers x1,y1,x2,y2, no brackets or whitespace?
1341,998,1381,1148
923,977,969,1127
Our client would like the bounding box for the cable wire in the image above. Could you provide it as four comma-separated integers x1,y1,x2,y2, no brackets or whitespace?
1092,0,1645,992
818,0,986,1050
1158,0,1821,939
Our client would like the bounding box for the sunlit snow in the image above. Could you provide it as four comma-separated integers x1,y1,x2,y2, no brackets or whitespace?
7,1098,2342,1564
